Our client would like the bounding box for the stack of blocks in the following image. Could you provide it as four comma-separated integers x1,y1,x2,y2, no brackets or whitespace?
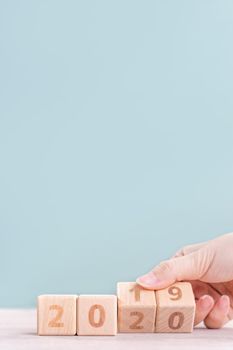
37,282,195,335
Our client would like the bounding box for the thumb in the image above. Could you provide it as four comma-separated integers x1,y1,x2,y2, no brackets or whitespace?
136,251,205,290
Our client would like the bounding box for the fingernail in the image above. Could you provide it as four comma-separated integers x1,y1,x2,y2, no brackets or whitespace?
220,295,230,312
137,272,160,287
200,295,213,309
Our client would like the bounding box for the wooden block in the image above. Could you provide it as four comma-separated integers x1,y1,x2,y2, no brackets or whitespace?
37,295,77,335
77,295,117,335
117,282,156,333
155,282,195,333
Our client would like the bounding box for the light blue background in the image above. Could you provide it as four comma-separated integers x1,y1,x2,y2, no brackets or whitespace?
0,0,233,307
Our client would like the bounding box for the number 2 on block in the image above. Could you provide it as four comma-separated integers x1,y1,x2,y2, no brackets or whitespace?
129,311,144,330
48,305,64,328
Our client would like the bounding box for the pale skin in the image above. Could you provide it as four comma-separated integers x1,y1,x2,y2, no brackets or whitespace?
136,233,233,329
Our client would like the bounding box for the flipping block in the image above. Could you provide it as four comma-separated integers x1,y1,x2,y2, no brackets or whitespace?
155,282,195,333
37,295,77,335
117,282,156,333
77,295,117,335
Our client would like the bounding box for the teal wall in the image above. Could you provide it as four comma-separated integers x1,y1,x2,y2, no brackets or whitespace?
0,0,233,307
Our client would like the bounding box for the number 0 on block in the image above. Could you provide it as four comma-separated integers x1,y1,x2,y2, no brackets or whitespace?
77,295,117,335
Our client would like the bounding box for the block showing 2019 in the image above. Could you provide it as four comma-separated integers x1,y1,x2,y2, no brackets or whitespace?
37,281,195,335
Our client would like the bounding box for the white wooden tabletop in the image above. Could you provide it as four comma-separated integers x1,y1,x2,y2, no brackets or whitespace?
0,309,233,350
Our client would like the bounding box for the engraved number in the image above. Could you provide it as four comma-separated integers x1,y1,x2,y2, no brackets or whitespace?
48,305,64,328
168,311,184,330
129,284,141,302
129,311,144,330
168,286,182,301
88,304,105,328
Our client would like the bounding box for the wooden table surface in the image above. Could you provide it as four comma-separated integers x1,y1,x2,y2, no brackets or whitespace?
0,309,232,350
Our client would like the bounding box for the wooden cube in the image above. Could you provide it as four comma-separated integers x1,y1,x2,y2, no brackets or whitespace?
117,282,156,333
155,282,195,333
37,295,77,335
77,295,117,335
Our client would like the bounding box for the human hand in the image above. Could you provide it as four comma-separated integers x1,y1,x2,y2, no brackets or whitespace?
136,233,233,328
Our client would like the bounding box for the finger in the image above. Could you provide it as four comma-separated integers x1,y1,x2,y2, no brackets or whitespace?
173,242,207,258
191,281,221,303
137,249,211,290
204,295,230,329
194,295,215,326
